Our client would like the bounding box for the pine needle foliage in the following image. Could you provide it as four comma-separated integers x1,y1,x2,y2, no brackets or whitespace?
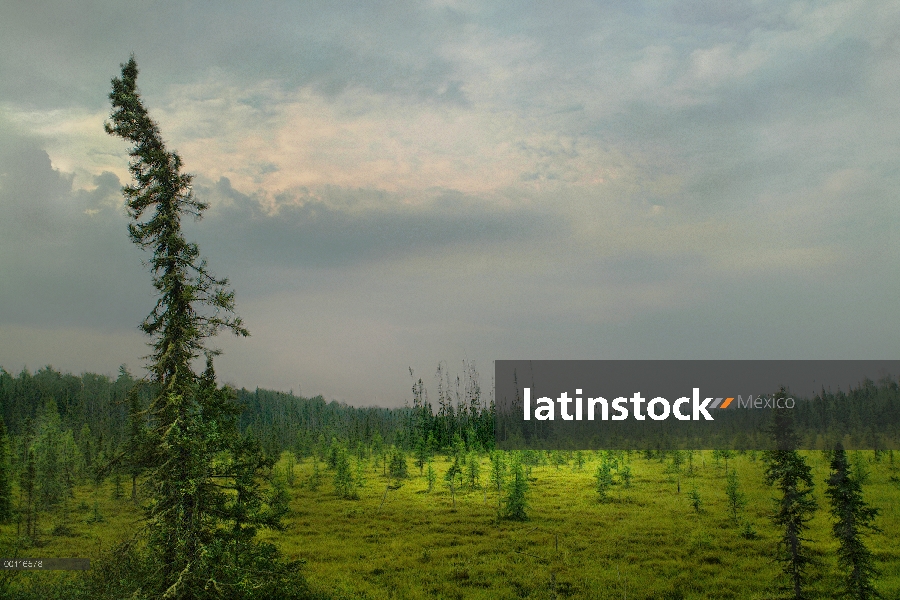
105,56,307,600
0,415,12,522
501,456,528,521
763,396,817,600
725,469,746,525
826,443,881,600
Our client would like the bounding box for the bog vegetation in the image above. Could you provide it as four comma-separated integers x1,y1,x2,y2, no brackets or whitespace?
0,367,898,599
0,57,896,598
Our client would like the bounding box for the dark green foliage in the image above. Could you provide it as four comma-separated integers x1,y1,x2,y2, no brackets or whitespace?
739,520,758,540
0,364,496,469
326,438,339,470
619,465,632,489
87,501,104,524
64,539,320,600
764,397,817,600
489,450,507,492
466,452,480,489
20,448,37,539
0,415,12,522
425,461,436,492
414,435,429,475
501,458,528,520
445,456,462,507
111,472,123,500
35,399,65,510
687,488,702,513
826,443,881,599
573,450,585,471
308,460,322,492
333,446,358,499
105,59,248,389
551,450,566,470
105,56,304,599
725,469,746,525
125,384,147,502
388,447,408,481
595,461,613,502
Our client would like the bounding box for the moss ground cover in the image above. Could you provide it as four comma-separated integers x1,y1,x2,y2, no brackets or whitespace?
2,450,898,599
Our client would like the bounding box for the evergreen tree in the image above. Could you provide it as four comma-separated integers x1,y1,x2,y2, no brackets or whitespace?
78,423,94,480
826,443,881,600
763,396,817,600
333,445,358,499
388,447,408,482
414,435,429,475
125,384,147,503
687,487,702,513
573,450,585,471
0,415,12,522
445,456,462,508
34,399,64,510
595,461,613,502
466,452,480,489
489,450,507,493
59,429,79,499
619,465,632,489
20,448,36,540
425,461,436,493
725,469,746,525
106,56,305,599
501,458,528,521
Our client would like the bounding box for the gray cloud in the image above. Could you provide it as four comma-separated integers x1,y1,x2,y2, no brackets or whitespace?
197,178,566,273
3,1,900,403
0,1,474,110
0,127,149,330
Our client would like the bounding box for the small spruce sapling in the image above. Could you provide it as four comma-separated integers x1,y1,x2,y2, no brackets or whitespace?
725,469,746,525
688,487,702,513
501,457,528,521
595,461,613,502
426,461,436,493
445,457,462,508
466,452,480,489
574,450,585,471
619,465,632,489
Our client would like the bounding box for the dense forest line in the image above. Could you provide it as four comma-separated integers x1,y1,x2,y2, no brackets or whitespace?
0,362,495,474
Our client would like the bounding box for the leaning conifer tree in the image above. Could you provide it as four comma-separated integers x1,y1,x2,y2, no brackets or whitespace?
826,443,881,600
763,389,817,600
106,56,309,600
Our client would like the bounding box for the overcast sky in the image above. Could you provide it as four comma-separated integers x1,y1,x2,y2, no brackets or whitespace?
2,1,899,406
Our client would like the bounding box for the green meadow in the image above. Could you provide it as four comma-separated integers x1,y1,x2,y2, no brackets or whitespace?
4,449,899,599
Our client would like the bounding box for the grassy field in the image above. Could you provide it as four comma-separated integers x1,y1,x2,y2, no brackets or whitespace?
3,450,899,599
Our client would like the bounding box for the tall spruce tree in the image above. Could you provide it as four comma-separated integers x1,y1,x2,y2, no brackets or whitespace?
124,385,146,503
826,443,881,600
106,56,307,600
763,391,817,600
0,415,11,522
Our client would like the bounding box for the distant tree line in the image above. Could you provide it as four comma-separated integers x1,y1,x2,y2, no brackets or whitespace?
0,361,496,473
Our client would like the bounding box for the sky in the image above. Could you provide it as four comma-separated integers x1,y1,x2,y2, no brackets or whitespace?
1,1,899,407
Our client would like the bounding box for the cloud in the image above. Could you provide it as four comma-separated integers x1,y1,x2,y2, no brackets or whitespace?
2,0,900,402
197,177,568,273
